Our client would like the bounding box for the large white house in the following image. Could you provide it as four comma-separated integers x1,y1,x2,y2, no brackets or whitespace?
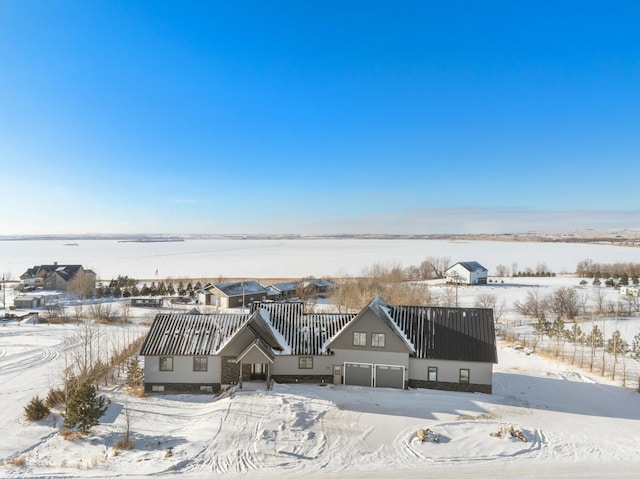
140,296,498,395
445,261,488,285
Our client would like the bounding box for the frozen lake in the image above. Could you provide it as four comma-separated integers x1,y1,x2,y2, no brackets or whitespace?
1,238,639,280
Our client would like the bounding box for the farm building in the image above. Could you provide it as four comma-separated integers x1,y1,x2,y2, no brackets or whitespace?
445,261,488,285
140,296,497,395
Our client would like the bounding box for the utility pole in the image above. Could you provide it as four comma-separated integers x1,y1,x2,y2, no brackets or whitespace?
1,274,5,310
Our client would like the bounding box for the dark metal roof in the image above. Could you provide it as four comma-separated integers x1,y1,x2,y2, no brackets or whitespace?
21,264,83,280
212,281,268,297
389,305,497,363
250,302,356,355
139,313,250,356
452,261,488,273
141,298,497,362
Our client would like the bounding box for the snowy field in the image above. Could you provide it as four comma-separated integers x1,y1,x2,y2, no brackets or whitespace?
2,239,640,478
1,238,640,280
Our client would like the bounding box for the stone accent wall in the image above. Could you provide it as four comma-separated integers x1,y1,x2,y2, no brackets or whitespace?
241,363,252,381
271,374,333,384
221,356,241,384
144,383,221,394
408,379,492,394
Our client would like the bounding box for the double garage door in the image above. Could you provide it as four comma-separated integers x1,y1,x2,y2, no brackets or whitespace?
343,362,404,389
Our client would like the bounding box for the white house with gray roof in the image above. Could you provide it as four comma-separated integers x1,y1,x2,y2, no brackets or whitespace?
445,261,488,285
140,296,498,395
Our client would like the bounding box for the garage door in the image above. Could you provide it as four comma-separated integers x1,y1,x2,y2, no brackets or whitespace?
344,363,373,387
375,365,404,389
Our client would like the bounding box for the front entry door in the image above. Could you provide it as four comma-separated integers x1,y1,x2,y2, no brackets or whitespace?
250,363,267,380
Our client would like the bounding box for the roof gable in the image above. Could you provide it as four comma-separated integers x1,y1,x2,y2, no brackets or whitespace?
450,261,487,273
326,296,415,353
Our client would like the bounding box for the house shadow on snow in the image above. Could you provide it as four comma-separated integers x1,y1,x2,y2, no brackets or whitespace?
287,374,640,423
489,371,640,420
302,384,493,421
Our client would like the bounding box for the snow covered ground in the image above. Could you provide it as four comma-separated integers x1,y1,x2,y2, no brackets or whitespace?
2,237,639,280
2,239,640,478
2,321,640,478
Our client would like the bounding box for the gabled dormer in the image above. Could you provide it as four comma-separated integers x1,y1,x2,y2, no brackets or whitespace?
326,296,415,354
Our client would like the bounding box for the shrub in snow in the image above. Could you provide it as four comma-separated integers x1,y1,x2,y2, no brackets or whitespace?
24,396,50,421
45,388,66,409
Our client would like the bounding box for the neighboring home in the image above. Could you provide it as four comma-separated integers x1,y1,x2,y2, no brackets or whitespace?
267,282,299,301
140,296,497,395
130,297,164,308
620,286,639,297
197,281,270,308
446,262,488,285
20,262,96,294
300,278,337,299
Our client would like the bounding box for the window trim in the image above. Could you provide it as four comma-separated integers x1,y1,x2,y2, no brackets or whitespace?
159,356,173,371
353,332,367,346
371,333,385,348
459,368,470,384
193,356,208,372
428,366,438,382
298,357,313,369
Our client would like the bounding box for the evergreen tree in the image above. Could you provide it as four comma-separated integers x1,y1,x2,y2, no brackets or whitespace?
126,358,144,388
63,383,107,433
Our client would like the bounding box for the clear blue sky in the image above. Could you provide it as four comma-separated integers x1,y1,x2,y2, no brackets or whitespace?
1,1,639,235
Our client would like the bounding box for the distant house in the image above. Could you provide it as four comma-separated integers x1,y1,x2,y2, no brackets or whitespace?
140,296,497,395
20,262,96,294
130,297,164,308
267,282,298,300
620,286,639,297
197,281,269,309
446,262,488,285
300,278,337,299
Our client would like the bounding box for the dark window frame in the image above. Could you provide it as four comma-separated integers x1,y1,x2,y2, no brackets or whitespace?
298,357,313,369
159,356,173,371
428,366,438,382
353,332,367,346
371,333,385,348
193,356,208,372
459,368,470,383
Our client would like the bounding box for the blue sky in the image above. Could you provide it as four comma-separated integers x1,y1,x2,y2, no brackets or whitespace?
1,1,639,235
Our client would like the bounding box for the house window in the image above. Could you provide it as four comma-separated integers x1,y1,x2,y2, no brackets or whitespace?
159,357,173,371
353,332,367,346
459,368,470,383
151,385,165,392
299,357,313,369
193,357,208,372
371,333,385,348
200,385,213,393
428,367,438,382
